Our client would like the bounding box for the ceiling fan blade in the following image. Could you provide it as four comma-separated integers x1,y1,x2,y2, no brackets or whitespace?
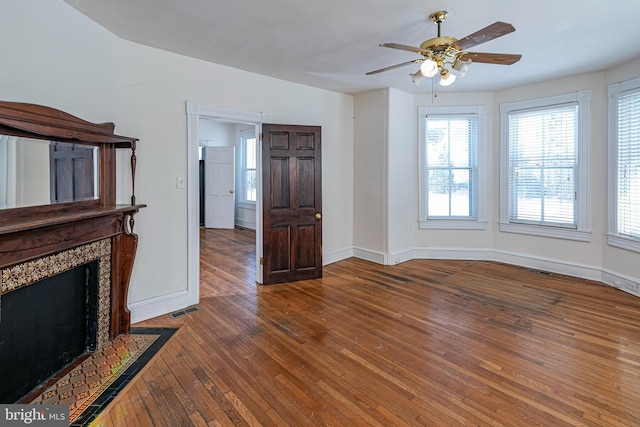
366,59,420,75
379,43,430,55
451,22,515,51
459,52,522,65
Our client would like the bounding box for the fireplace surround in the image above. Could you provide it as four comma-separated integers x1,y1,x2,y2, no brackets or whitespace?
0,101,144,402
0,241,109,403
1,239,112,348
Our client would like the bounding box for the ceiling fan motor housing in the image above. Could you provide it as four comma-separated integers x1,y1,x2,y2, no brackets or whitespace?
419,36,458,53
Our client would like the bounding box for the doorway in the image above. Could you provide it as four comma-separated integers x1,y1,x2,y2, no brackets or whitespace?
186,101,270,307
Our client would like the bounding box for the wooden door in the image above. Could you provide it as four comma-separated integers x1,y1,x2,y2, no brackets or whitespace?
262,124,322,284
204,146,235,229
49,142,95,203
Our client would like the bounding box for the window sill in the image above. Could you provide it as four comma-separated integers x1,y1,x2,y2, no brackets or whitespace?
419,220,487,230
607,234,640,253
498,222,591,242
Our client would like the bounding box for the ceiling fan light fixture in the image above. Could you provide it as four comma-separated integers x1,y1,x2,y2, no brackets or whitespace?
409,70,425,85
453,59,472,77
439,69,456,86
420,58,438,77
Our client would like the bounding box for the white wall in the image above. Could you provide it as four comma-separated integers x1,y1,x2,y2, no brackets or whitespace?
353,89,387,262
0,1,120,120
2,0,354,321
199,120,236,147
386,88,416,263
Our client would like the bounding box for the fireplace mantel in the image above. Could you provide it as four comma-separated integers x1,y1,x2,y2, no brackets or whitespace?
0,101,144,339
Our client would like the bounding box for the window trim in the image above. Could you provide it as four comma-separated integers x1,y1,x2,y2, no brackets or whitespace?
499,90,591,241
607,76,640,253
418,105,487,230
238,130,257,205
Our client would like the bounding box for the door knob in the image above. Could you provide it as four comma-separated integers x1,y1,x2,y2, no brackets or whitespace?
229,189,235,193
315,213,322,220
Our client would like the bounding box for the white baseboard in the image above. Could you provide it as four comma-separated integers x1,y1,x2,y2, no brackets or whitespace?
353,246,386,264
411,247,494,261
234,219,256,230
324,246,353,265
602,268,640,297
352,245,640,298
491,249,602,281
389,248,414,265
129,289,195,325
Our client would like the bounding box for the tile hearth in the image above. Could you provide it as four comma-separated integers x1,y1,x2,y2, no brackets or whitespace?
24,328,176,426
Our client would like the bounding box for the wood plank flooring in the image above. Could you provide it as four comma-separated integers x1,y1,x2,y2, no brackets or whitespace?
93,227,640,426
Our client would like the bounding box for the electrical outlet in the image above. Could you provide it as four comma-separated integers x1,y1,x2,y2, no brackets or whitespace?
624,280,638,293
176,176,185,189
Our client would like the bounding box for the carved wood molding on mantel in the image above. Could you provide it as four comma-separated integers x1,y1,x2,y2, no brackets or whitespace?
0,205,144,268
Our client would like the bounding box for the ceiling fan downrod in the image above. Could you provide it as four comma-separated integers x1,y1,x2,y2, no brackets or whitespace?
429,11,447,38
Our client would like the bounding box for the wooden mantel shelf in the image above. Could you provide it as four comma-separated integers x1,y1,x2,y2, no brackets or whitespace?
0,204,146,269
0,204,146,236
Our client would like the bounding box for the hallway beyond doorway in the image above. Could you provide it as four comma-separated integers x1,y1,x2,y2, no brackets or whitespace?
200,227,256,298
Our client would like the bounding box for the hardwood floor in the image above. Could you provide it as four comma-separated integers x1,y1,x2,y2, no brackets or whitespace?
93,228,640,426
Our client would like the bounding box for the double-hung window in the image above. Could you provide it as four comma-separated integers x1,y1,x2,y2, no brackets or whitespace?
499,91,591,240
418,105,486,229
607,77,640,252
240,132,257,203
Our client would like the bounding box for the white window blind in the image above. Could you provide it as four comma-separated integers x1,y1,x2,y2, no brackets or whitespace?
616,90,640,239
508,104,577,227
425,115,478,219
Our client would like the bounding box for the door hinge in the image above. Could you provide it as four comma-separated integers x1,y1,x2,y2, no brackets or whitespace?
259,133,263,142
259,257,264,265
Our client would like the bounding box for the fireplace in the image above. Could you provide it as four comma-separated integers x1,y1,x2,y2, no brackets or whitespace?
0,239,112,402
0,101,145,404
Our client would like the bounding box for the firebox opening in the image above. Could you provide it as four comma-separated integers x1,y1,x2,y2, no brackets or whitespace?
0,260,99,403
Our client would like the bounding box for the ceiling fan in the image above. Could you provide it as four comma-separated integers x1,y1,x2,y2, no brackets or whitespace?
366,11,522,87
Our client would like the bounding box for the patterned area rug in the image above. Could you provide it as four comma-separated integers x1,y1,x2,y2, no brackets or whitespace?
27,327,177,426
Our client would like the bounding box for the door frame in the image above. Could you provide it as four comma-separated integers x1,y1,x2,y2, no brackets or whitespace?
186,101,271,307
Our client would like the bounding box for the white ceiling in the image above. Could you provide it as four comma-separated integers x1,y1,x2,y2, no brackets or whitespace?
63,0,640,95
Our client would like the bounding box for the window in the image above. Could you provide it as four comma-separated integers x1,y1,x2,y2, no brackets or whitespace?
608,77,640,252
418,105,486,229
240,132,257,203
499,91,591,240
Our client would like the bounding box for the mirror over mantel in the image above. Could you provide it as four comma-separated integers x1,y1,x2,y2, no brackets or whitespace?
0,136,99,210
0,101,139,222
